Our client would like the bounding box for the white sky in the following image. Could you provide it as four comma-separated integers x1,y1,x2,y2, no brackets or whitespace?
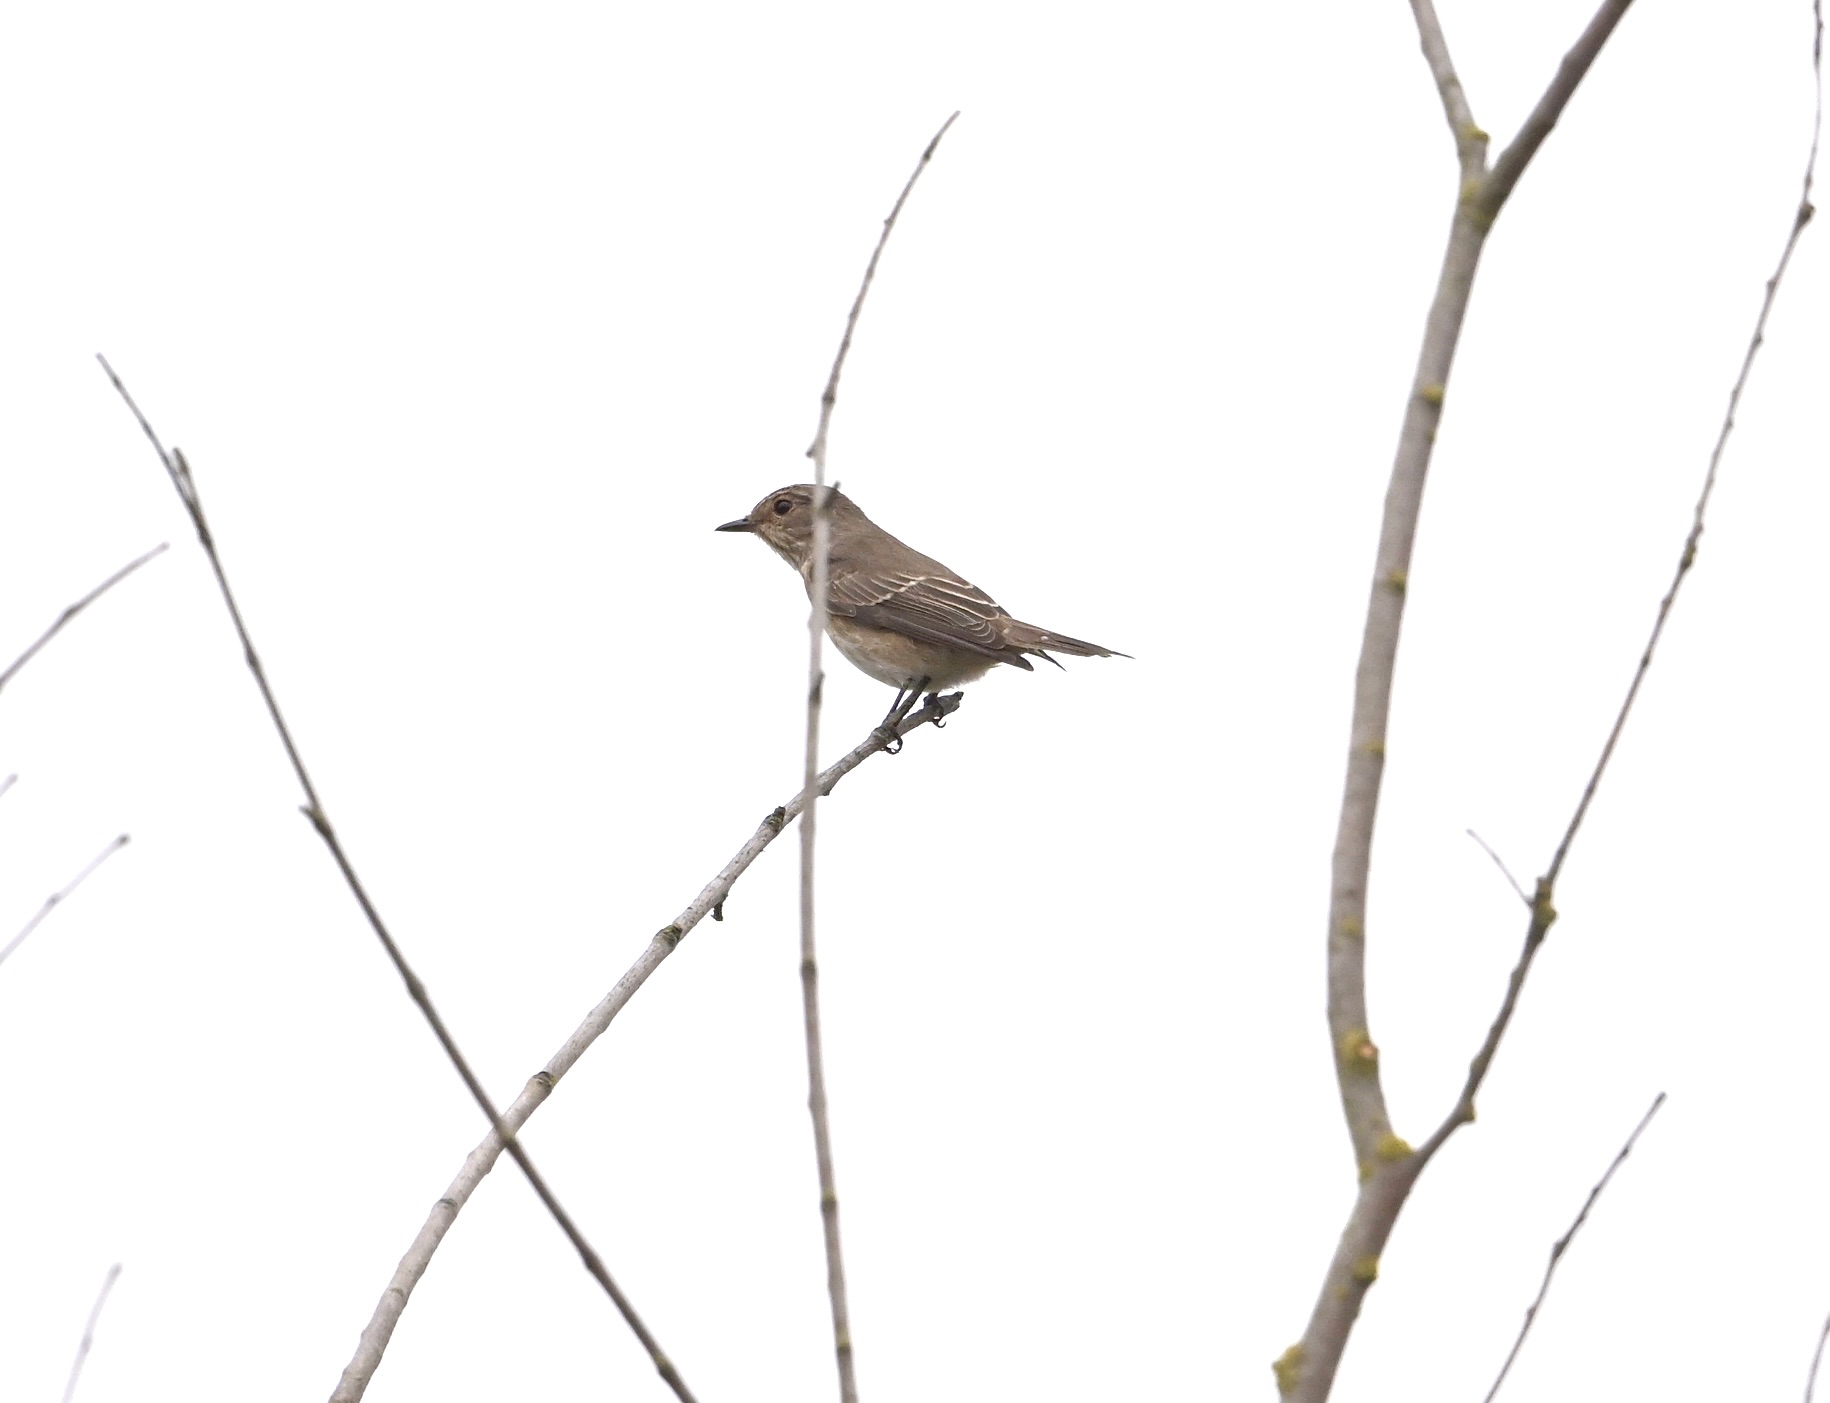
3,2,1826,1400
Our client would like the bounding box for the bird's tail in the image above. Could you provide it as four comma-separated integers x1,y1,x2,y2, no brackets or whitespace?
1004,620,1130,669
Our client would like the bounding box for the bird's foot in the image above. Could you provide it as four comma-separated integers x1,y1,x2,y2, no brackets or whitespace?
874,676,937,753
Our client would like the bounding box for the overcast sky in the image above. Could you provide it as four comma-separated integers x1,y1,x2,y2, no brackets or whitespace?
3,2,1826,1400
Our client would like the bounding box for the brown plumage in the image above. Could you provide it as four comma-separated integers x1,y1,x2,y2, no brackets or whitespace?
717,485,1125,693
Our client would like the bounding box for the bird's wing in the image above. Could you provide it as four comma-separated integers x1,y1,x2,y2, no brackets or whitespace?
829,567,1021,663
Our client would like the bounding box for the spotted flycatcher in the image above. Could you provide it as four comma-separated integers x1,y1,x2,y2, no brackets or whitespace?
718,485,1124,716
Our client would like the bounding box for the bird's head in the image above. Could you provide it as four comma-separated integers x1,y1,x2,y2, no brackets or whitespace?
716,484,857,571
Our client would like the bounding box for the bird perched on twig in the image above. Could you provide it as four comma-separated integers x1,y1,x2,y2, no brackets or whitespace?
718,484,1126,725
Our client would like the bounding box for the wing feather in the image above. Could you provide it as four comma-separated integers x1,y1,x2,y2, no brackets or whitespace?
830,567,1020,662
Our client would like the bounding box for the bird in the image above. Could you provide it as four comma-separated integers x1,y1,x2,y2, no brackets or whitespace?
717,484,1125,724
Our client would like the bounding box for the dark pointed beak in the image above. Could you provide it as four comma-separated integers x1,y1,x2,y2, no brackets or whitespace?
716,518,755,533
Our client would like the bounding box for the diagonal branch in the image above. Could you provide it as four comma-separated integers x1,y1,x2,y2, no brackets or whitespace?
330,694,961,1402
0,834,130,972
1546,8,1819,888
1484,1093,1666,1402
1483,1,1638,218
0,542,169,695
1426,0,1821,1165
1407,0,1486,171
1807,1303,1830,1403
60,1262,123,1403
96,358,698,1403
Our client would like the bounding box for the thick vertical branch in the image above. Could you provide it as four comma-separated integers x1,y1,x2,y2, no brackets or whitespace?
1283,5,1639,1400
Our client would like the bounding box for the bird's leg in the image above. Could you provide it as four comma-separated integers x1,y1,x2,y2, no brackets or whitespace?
875,675,933,752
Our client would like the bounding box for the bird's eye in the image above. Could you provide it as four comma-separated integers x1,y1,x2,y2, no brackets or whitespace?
773,498,794,516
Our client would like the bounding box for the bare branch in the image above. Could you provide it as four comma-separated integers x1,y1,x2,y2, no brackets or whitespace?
60,1262,123,1403
1546,0,1820,886
1483,1,1638,219
1807,1304,1830,1403
1406,0,1486,172
798,113,958,1403
1466,829,1530,907
1289,4,1642,1398
804,112,959,470
0,543,169,695
96,359,697,1403
1485,1093,1666,1402
0,834,130,972
1420,0,1817,1206
331,694,961,1402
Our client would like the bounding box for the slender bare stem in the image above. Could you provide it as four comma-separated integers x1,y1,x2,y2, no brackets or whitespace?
96,359,697,1403
0,834,130,972
795,113,957,1403
803,112,959,469
59,1262,123,1403
1546,0,1820,887
1407,0,1485,172
1284,5,1639,1400
1422,0,1821,1178
330,694,960,1402
0,773,16,801
0,543,169,695
1465,829,1530,907
1807,1304,1830,1403
1484,1093,1666,1402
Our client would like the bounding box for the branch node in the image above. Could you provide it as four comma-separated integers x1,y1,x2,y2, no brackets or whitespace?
1531,878,1558,931
1273,1344,1306,1396
1338,1027,1380,1072
1375,1133,1413,1162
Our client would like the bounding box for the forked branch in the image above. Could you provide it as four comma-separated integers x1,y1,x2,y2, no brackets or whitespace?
1286,1,1820,1398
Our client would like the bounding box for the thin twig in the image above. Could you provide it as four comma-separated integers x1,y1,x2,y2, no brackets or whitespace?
60,1262,123,1403
0,773,16,801
96,359,697,1403
804,112,959,469
331,693,961,1402
798,112,957,1403
1484,1093,1666,1402
1466,829,1530,907
1547,0,1820,887
1806,1304,1830,1403
0,543,169,695
0,834,130,971
1421,0,1823,1170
